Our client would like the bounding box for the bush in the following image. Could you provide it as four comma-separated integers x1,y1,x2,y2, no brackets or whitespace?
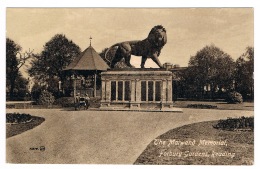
54,97,74,107
54,96,101,108
187,104,217,109
6,113,32,124
38,90,55,106
226,91,243,104
89,97,101,108
31,83,45,103
213,116,254,131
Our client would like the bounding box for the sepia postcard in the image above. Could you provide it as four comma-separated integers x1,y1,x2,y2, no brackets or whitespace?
5,7,254,166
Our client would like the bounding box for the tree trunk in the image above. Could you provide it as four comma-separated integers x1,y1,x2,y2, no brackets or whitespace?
8,67,19,100
211,83,215,100
9,77,16,100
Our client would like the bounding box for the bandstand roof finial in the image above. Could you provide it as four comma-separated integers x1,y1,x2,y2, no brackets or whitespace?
89,36,92,46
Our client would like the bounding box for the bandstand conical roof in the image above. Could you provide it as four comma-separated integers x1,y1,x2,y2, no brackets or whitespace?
64,45,109,71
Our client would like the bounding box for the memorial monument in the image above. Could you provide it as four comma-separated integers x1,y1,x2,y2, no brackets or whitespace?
104,25,167,68
100,25,182,112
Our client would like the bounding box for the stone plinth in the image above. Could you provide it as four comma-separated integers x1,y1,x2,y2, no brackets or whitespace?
100,68,182,112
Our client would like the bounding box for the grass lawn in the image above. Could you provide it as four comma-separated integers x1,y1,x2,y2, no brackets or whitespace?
134,120,253,165
6,116,45,138
174,100,253,111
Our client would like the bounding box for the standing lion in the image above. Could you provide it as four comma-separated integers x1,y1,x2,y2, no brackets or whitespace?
105,25,167,68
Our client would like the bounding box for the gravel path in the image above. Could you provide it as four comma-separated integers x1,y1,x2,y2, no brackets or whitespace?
6,108,253,164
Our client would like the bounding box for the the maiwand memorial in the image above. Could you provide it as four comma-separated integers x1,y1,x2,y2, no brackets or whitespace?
100,25,182,112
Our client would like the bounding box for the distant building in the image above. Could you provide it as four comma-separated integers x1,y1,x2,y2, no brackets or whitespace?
163,62,173,69
163,63,184,71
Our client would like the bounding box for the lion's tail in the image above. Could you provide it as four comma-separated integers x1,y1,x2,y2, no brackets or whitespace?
104,43,120,64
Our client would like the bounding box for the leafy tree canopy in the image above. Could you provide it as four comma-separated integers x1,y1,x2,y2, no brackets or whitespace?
234,46,254,99
187,44,235,89
6,38,32,100
28,34,81,83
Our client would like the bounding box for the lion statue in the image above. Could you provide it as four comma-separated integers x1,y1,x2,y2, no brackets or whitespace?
105,25,167,68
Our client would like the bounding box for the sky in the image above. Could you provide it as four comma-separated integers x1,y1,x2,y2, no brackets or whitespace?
6,8,253,73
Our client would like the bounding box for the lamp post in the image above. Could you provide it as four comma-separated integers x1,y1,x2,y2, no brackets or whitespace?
58,81,62,97
58,81,62,91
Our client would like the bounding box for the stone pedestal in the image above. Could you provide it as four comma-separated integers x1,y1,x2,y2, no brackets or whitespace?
100,68,182,112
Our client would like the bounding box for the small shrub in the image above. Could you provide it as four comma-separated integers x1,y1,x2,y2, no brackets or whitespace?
31,83,45,103
213,116,254,131
6,113,32,124
54,96,101,108
89,97,101,108
38,90,55,106
226,91,243,104
187,104,217,109
54,97,74,107
6,104,15,109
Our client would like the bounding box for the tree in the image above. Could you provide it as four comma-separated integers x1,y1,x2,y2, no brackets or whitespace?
234,47,254,100
6,38,32,100
28,34,81,95
186,45,235,99
14,75,30,100
6,72,30,101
